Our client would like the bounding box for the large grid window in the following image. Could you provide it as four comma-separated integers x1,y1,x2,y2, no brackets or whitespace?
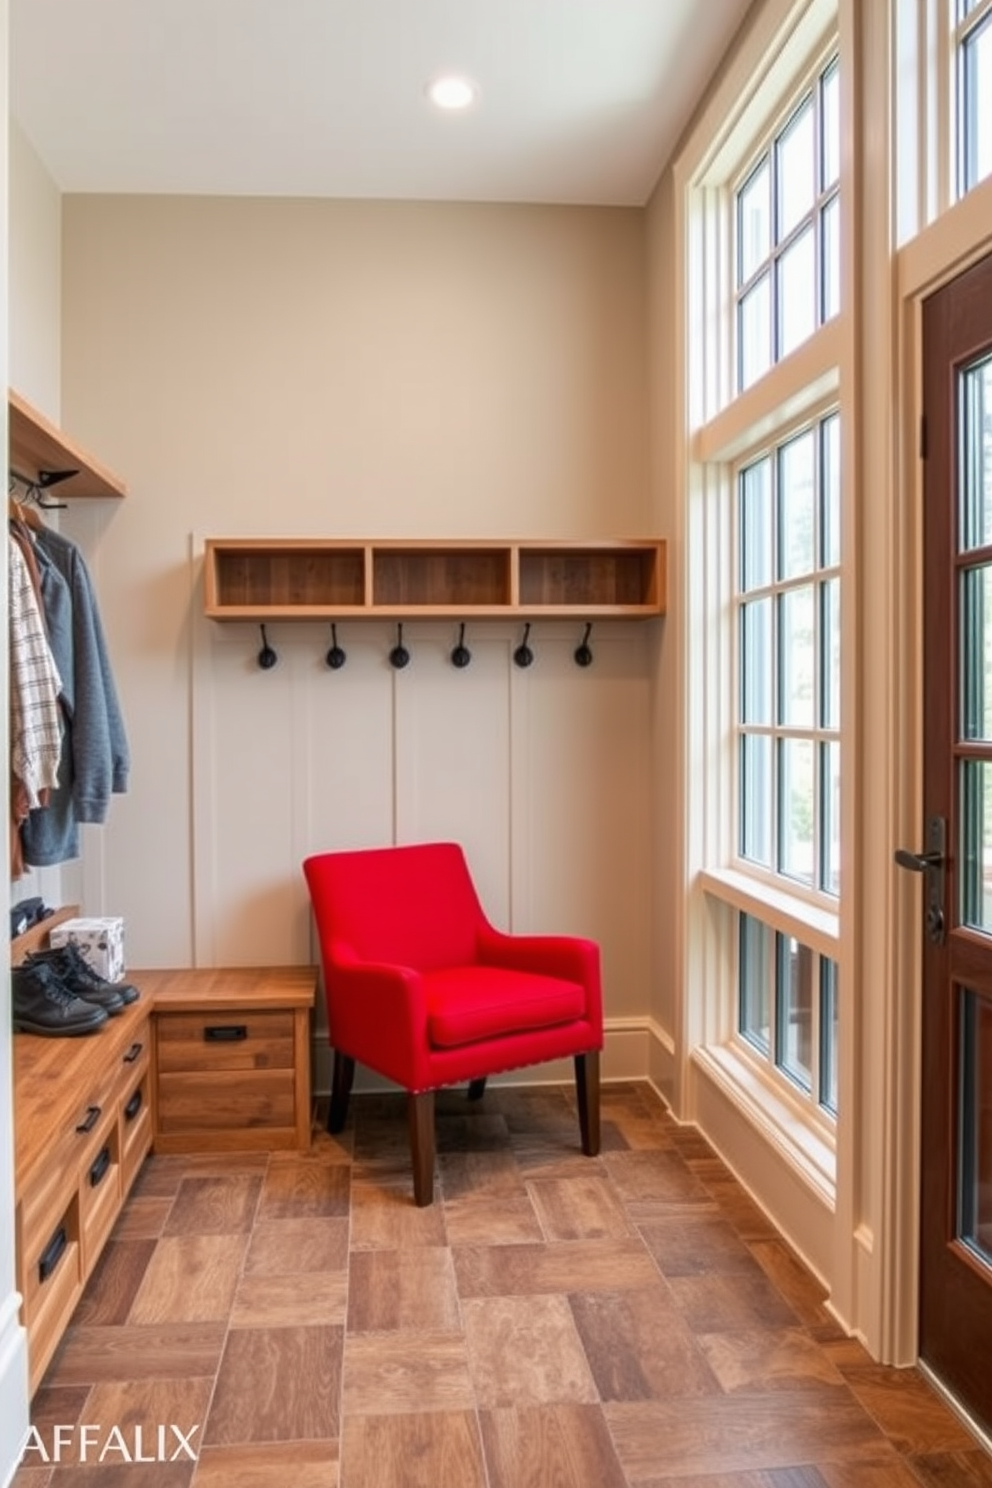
738,411,841,895
739,913,838,1115
957,0,992,196
735,54,839,391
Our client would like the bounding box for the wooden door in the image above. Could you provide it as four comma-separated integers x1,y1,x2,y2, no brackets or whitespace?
916,250,992,1427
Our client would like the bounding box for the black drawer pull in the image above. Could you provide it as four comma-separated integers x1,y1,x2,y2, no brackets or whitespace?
204,1024,248,1042
38,1226,67,1284
75,1105,101,1134
123,1088,143,1122
123,1041,143,1063
89,1146,112,1187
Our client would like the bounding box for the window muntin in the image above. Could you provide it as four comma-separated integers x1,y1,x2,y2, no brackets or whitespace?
735,55,840,392
737,411,841,896
739,912,838,1115
957,0,992,196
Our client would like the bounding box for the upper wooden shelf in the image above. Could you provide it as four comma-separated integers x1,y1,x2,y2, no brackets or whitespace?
203,538,667,621
8,389,127,501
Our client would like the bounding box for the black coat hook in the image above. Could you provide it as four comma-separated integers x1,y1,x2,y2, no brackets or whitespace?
451,623,472,669
389,623,411,669
257,624,278,670
574,623,594,668
326,624,347,670
513,623,534,668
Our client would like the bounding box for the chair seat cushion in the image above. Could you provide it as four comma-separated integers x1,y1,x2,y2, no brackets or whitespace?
423,965,586,1048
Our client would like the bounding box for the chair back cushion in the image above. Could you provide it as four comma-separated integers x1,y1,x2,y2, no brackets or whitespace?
303,842,485,971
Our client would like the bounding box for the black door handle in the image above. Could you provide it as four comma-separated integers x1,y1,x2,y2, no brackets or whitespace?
894,849,945,872
894,815,947,945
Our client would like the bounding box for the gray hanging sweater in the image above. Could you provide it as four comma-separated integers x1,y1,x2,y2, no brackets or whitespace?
20,527,130,867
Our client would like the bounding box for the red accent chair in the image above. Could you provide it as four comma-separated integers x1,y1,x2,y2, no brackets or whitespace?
303,841,603,1205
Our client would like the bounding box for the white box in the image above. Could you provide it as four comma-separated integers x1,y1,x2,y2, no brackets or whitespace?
49,916,126,984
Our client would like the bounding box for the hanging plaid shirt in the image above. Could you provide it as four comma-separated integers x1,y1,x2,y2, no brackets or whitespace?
9,533,63,810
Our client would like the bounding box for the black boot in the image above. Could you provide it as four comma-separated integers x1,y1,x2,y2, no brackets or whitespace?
12,961,109,1036
28,942,137,1015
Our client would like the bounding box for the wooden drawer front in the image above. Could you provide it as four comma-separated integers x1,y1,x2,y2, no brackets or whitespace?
156,1010,295,1073
157,1069,296,1133
25,1219,82,1397
22,1195,80,1330
116,1022,151,1091
80,1125,121,1273
19,1070,117,1271
121,1070,153,1196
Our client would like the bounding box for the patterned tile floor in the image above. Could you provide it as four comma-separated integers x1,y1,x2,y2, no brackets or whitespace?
12,1081,992,1486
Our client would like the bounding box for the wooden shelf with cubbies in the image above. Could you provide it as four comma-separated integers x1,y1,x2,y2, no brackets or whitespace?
203,537,666,620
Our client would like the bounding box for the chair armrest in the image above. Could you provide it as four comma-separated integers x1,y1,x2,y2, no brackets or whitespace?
323,947,433,1088
476,925,603,1025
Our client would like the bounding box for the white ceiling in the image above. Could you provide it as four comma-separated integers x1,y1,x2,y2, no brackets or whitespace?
9,0,753,206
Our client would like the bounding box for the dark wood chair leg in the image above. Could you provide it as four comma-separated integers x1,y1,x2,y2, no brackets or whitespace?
467,1077,487,1101
408,1089,436,1206
327,1051,355,1134
574,1050,601,1156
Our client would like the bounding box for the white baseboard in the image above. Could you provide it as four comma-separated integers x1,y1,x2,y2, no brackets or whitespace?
310,1015,658,1096
0,1291,29,1488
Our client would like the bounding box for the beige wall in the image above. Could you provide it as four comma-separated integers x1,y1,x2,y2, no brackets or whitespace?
8,121,60,419
55,195,659,1014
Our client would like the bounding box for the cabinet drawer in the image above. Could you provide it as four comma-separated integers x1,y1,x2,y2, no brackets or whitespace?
80,1128,121,1272
156,1010,295,1072
21,1197,81,1333
156,1068,296,1132
116,1022,151,1089
18,1069,118,1270
121,1071,153,1196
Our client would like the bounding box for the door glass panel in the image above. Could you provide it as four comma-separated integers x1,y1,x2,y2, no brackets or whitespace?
962,563,992,739
961,760,992,931
959,988,992,1268
960,354,992,552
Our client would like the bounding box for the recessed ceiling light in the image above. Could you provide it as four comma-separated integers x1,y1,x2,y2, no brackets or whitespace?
427,74,478,111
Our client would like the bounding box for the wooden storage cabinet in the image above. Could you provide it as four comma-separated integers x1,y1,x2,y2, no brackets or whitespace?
13,999,153,1394
203,537,666,620
142,967,316,1154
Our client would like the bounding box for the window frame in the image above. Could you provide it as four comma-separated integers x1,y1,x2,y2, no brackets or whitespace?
679,1,846,1177
734,406,842,904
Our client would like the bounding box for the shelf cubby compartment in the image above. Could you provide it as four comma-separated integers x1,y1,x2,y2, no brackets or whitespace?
517,542,665,615
372,545,513,612
204,540,367,618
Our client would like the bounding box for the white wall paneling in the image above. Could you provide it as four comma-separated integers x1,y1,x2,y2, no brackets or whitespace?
191,535,656,1077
